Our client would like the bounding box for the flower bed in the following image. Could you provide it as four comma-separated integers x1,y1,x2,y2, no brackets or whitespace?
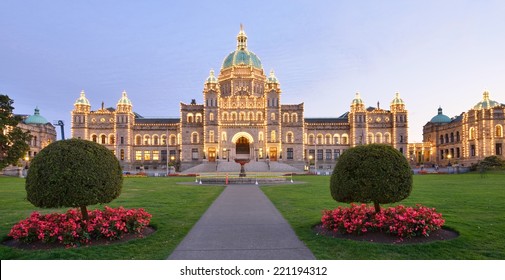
321,204,444,238
8,207,152,247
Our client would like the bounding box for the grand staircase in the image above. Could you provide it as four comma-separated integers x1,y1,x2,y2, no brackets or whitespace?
181,160,304,174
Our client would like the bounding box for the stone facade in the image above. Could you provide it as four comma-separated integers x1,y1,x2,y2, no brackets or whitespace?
71,27,408,172
422,92,504,167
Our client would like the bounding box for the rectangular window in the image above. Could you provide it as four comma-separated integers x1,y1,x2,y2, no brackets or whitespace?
440,149,444,160
152,150,159,161
471,145,475,157
497,143,503,155
161,150,167,162
120,149,125,161
317,149,323,160
287,148,293,160
120,137,124,145
192,148,199,160
144,151,151,161
334,149,340,159
326,149,332,160
135,151,142,161
456,148,460,158
308,149,315,160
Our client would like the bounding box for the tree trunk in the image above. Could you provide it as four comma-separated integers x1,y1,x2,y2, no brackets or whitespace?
373,201,381,213
80,205,89,221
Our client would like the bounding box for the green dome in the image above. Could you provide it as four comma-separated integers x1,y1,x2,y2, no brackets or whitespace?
74,90,90,106
221,25,262,70
473,91,500,110
351,92,364,105
222,49,262,69
391,92,404,105
266,70,279,83
117,90,132,106
25,107,49,125
206,69,218,83
430,107,451,123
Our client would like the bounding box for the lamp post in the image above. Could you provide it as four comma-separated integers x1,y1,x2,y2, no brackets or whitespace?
447,154,452,173
309,155,313,174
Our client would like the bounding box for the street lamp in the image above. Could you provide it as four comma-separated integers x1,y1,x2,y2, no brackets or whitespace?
309,155,313,174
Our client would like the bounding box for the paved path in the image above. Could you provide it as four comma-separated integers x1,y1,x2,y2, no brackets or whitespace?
168,185,315,260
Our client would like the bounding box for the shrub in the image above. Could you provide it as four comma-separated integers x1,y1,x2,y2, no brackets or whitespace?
321,204,445,238
25,139,123,220
8,207,152,247
330,144,412,212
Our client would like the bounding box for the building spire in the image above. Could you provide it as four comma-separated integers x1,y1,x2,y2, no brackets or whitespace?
237,24,247,50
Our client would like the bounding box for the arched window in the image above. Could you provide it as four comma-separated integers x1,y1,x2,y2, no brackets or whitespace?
325,134,331,145
286,132,293,143
375,133,382,144
469,127,475,140
258,132,263,142
384,133,391,143
153,135,159,145
170,135,176,145
195,113,202,122
135,135,141,145
368,133,374,144
317,134,323,145
209,113,214,121
271,130,276,142
101,134,107,144
109,135,115,145
144,135,150,145
222,112,228,121
341,134,348,144
239,112,245,121
440,135,444,144
334,134,340,144
271,113,275,121
257,112,263,121
283,113,289,123
308,134,315,145
291,113,298,123
248,112,254,121
209,130,214,142
496,125,503,137
187,113,194,123
162,135,167,145
231,112,237,121
191,132,199,144
92,135,97,143
222,132,228,143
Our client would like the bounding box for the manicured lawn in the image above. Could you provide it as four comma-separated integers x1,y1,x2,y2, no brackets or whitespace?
262,173,505,259
0,176,223,259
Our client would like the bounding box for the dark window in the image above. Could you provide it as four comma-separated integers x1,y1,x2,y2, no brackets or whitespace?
192,148,199,160
450,133,454,142
287,148,293,160
497,143,503,155
440,150,444,160
471,145,476,156
456,148,460,158
456,131,460,142
326,149,332,160
334,149,340,159
120,149,124,161
161,150,167,162
120,136,124,145
317,149,323,160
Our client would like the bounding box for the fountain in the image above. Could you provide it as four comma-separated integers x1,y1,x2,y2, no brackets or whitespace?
234,158,250,177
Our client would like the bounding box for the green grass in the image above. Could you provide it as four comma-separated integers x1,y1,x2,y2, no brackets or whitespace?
262,173,505,259
0,176,223,259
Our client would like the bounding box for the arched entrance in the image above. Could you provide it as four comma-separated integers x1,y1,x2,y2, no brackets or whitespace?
235,137,250,159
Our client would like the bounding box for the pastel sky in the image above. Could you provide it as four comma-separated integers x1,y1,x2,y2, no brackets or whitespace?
1,0,504,142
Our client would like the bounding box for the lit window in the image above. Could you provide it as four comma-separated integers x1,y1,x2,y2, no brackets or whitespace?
152,151,159,161
135,151,142,161
144,151,151,161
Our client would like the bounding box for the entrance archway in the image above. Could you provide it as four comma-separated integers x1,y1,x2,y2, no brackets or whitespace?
236,137,250,158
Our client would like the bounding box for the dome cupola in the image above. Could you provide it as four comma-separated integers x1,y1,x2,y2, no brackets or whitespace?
221,25,263,70
117,90,132,106
473,91,500,110
25,107,49,125
430,107,452,123
74,90,90,106
266,70,279,84
205,69,218,84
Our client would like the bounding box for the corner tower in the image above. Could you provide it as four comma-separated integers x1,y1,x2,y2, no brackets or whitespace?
71,90,91,140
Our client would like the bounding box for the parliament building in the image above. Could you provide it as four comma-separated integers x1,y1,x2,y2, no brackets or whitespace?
71,26,408,172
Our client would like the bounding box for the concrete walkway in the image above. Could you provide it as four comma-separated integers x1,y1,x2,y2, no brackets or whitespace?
168,185,315,260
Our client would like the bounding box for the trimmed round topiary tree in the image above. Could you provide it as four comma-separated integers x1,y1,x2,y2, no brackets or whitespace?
330,144,412,212
26,139,123,220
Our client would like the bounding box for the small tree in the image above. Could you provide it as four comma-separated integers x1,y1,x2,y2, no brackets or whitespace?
330,144,413,212
0,94,32,170
480,156,505,171
26,139,123,220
